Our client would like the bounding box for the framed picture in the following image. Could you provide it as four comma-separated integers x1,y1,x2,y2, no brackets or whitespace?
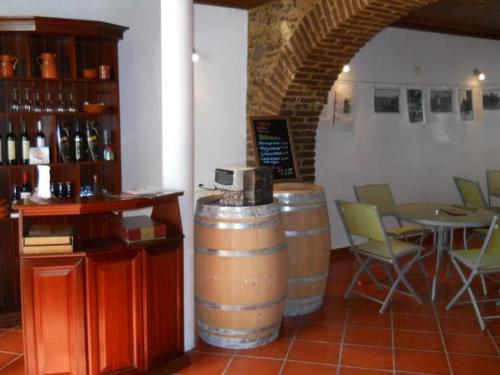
333,83,354,125
482,89,500,110
458,88,473,121
374,88,400,113
430,90,453,113
406,89,424,123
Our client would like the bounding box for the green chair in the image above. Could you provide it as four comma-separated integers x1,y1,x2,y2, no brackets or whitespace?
447,216,500,330
453,176,488,210
336,200,423,313
486,170,500,210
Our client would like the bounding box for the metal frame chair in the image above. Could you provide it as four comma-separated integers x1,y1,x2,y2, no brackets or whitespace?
486,170,500,210
336,200,423,313
453,176,488,210
447,216,500,330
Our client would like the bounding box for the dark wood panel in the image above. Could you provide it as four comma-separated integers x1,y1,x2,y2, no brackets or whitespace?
0,218,20,325
143,243,184,369
21,256,87,374
86,250,144,374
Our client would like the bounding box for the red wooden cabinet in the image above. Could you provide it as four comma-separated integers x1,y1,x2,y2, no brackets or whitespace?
21,256,87,375
87,250,144,374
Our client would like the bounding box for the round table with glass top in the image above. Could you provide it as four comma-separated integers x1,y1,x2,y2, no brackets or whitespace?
392,203,495,301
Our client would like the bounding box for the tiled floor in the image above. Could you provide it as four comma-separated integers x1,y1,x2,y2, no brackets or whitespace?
1,235,500,374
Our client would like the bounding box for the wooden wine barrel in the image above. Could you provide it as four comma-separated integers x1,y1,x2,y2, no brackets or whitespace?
273,183,331,316
195,196,288,349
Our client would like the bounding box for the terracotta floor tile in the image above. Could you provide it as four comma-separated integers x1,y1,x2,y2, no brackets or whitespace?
194,336,235,355
449,353,500,375
349,296,384,312
322,293,350,309
392,300,435,317
439,317,484,335
394,330,443,351
0,332,23,354
344,326,392,347
395,349,449,375
287,340,340,364
394,314,438,332
237,337,291,359
340,367,393,374
0,355,24,375
296,322,344,343
0,353,18,369
348,310,391,328
282,361,337,375
341,345,393,370
225,357,282,375
178,352,231,375
302,308,348,324
279,319,299,338
444,333,498,355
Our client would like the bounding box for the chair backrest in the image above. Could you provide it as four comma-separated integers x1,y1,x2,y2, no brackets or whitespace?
482,216,500,255
353,183,396,217
453,177,487,209
486,170,500,208
336,200,388,246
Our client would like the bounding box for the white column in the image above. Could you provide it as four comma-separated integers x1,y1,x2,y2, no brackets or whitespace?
161,0,195,351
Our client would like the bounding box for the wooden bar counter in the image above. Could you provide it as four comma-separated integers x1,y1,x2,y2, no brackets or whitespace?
14,192,189,375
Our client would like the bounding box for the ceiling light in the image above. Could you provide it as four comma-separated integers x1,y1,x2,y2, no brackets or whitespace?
192,52,199,63
473,68,485,81
479,73,486,81
342,64,350,73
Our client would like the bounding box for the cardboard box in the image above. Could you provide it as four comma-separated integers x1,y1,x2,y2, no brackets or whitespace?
115,216,167,243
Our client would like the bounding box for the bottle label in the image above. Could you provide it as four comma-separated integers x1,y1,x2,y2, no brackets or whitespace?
22,140,30,161
20,191,31,200
75,138,82,160
7,140,16,161
36,138,45,148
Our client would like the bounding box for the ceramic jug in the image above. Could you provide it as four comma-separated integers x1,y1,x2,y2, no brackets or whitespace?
36,53,58,79
0,54,18,77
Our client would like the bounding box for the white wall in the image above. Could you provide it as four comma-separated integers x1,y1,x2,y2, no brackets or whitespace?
317,28,500,248
0,0,163,191
193,5,248,197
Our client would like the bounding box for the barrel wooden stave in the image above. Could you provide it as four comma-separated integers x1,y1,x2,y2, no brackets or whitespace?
273,183,331,316
195,196,288,349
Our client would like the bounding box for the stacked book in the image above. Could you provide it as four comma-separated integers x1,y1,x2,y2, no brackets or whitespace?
23,224,73,254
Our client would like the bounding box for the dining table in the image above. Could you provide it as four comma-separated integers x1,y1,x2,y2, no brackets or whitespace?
392,203,494,301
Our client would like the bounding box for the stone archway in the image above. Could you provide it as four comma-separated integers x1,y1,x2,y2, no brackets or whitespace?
247,0,437,181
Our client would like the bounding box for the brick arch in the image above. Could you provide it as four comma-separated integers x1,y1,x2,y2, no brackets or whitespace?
247,0,437,182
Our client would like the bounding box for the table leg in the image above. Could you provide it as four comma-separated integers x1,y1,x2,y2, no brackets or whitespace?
431,226,444,301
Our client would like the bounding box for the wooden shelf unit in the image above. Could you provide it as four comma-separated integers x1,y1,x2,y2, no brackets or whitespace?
0,17,126,327
16,193,188,374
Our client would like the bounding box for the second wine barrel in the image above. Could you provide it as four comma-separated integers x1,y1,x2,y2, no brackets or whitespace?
195,196,288,349
273,183,331,316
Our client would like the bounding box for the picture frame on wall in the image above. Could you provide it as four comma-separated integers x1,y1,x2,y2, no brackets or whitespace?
333,83,354,125
458,88,474,121
482,89,500,110
430,89,453,113
406,88,425,123
374,87,400,113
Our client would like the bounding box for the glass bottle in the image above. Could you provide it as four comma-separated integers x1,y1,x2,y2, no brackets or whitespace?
66,92,77,113
74,121,85,162
20,120,30,164
22,89,32,112
6,121,17,165
35,120,46,148
20,171,32,201
45,92,54,113
55,92,65,113
32,91,43,113
10,89,20,112
103,129,115,161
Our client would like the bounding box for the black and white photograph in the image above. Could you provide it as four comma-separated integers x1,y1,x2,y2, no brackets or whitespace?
333,83,354,125
482,89,500,110
430,90,453,113
406,89,424,123
374,88,400,113
458,88,474,121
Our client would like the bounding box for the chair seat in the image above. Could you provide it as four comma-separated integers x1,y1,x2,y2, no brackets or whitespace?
386,224,423,237
490,207,500,214
356,239,421,260
453,249,500,271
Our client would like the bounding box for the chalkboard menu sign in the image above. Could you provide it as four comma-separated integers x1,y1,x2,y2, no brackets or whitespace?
249,116,299,181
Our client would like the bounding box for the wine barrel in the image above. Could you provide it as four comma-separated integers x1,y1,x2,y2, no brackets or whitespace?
273,183,331,316
195,196,288,349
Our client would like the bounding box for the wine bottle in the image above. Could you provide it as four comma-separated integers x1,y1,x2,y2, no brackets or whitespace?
74,121,85,162
103,129,115,161
57,122,71,163
20,120,30,164
86,120,99,161
35,120,46,148
20,171,32,201
11,185,19,206
7,121,17,165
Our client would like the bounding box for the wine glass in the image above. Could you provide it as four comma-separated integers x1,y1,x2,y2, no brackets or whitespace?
10,89,20,112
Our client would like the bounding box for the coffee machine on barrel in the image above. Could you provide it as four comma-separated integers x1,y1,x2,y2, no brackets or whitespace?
210,166,273,206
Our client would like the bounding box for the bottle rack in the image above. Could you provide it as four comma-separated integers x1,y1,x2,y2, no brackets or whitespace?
0,16,127,326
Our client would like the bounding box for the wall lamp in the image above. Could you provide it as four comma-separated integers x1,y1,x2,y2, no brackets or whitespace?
473,68,485,81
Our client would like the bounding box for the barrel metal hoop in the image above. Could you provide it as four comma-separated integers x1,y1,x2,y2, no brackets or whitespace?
198,325,279,349
195,243,287,257
195,217,282,230
285,226,330,237
274,191,326,206
284,294,324,316
288,272,329,285
196,320,280,336
280,203,327,213
286,293,324,306
195,295,286,311
196,196,281,220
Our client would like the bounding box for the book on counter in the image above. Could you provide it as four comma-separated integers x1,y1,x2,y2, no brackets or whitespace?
23,224,73,254
114,215,167,244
